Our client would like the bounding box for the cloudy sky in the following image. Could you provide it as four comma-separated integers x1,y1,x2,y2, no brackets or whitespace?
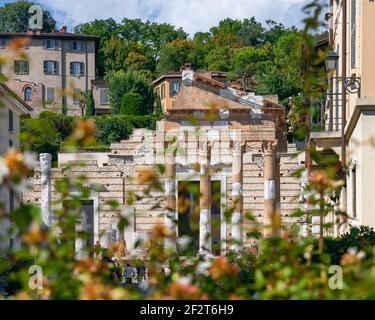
1,0,308,36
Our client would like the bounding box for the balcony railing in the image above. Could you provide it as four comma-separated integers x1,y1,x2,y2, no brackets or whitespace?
310,91,343,133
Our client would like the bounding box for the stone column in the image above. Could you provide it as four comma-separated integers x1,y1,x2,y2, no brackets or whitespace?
274,153,281,237
199,140,212,253
165,142,177,251
40,153,52,228
231,140,244,251
262,141,277,237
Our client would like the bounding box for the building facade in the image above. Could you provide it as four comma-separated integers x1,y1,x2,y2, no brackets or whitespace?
0,82,32,251
0,27,99,116
24,70,303,257
310,0,375,231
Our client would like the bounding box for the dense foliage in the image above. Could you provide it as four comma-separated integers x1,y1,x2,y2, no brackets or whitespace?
85,90,95,116
323,226,375,265
20,112,161,160
108,70,155,116
75,18,187,77
75,15,302,107
0,1,56,33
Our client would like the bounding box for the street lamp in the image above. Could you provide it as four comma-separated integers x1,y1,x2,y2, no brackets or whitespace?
325,51,361,96
325,51,339,73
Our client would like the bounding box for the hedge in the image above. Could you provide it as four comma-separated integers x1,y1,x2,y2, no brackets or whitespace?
21,112,161,161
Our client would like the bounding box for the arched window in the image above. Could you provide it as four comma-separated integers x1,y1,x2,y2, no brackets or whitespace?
24,87,32,101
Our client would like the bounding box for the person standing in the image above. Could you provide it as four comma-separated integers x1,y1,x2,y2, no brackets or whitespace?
124,264,134,285
138,263,147,282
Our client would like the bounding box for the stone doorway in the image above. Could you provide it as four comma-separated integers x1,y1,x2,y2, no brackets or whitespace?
177,180,222,256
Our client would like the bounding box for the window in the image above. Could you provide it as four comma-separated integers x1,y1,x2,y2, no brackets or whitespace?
73,89,82,105
170,80,181,97
9,139,13,147
70,62,84,76
24,86,32,101
99,88,109,105
46,87,55,104
44,39,58,50
161,84,166,100
44,60,58,75
72,41,83,52
14,60,29,75
351,0,357,69
0,39,5,49
352,165,357,218
8,110,13,132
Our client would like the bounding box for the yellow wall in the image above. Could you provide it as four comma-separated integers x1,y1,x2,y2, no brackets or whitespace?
154,78,181,112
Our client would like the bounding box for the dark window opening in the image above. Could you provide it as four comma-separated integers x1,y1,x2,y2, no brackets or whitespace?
177,180,221,256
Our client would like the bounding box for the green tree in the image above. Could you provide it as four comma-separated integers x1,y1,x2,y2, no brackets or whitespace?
237,17,265,47
191,32,211,70
108,70,154,115
75,18,119,75
119,19,187,52
156,39,194,74
0,1,56,32
120,92,144,115
257,32,302,103
85,90,95,116
102,36,130,73
209,18,243,48
230,45,272,80
205,45,233,72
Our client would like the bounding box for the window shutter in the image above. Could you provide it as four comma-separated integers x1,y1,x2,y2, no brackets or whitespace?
8,110,13,132
14,61,19,74
23,61,29,74
44,61,48,74
80,62,84,76
54,61,58,74
46,87,55,103
70,62,74,75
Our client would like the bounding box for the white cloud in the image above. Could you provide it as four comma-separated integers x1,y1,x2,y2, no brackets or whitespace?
38,0,307,36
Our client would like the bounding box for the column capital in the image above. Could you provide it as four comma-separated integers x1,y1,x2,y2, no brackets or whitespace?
262,140,278,156
230,140,246,154
199,139,213,155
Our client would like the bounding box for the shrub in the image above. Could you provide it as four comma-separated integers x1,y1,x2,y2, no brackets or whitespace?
120,92,144,115
21,112,163,160
323,226,375,264
94,116,133,145
20,112,75,162
108,70,154,115
85,89,95,116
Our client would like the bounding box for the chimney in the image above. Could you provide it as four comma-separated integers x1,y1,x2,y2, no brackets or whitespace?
60,26,67,33
180,63,192,72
